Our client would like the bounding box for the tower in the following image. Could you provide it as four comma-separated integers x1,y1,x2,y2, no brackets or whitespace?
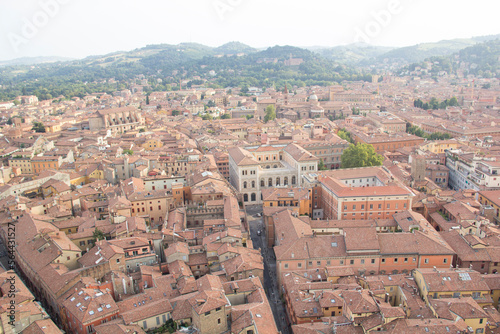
411,154,426,183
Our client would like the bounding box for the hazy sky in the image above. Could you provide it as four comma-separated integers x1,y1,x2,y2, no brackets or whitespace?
0,0,498,61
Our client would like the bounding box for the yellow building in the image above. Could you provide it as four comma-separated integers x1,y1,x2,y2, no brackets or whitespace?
261,187,312,217
70,165,104,186
142,138,164,151
414,268,492,307
478,190,500,225
45,122,62,133
9,154,33,174
420,140,459,154
429,298,488,334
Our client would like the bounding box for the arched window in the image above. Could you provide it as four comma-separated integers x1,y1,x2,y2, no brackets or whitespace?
243,194,248,202
251,193,256,201
292,176,296,185
284,177,288,186
243,181,247,189
268,178,272,187
273,164,278,168
261,179,265,187
251,181,255,188
276,177,280,186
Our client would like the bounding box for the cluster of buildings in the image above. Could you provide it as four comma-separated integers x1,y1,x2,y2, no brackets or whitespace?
0,72,498,333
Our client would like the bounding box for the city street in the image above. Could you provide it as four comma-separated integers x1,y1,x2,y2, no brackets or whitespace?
246,205,291,334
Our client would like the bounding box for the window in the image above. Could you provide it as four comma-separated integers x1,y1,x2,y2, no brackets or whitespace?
361,259,365,264
143,321,147,329
350,260,354,265
424,258,429,264
156,317,160,325
218,318,221,324
298,263,302,268
284,263,288,269
243,181,247,189
361,205,365,209
205,311,211,316
381,259,386,263
394,258,398,263
317,261,321,266
443,258,448,264
116,258,120,263
216,307,221,312
404,258,408,263
378,204,382,209
371,259,375,264
387,204,390,209
353,205,356,210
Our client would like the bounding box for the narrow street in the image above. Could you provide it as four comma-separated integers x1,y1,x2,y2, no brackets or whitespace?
246,205,291,334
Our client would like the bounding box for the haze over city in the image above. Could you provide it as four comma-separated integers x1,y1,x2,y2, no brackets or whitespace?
1,0,499,60
0,1,499,334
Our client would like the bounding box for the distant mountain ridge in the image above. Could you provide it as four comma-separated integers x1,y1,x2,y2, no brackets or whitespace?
0,35,498,102
0,56,74,67
402,39,500,78
307,35,500,66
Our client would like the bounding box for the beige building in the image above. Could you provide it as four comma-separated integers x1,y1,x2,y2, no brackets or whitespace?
229,143,319,205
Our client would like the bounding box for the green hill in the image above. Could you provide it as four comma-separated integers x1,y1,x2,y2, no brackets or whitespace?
0,43,372,101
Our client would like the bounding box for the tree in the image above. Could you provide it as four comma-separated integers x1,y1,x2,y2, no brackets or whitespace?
448,96,459,106
171,110,180,116
146,94,150,105
245,114,254,120
318,158,328,170
92,228,105,244
32,121,45,133
264,105,276,123
221,114,231,119
139,128,145,133
337,128,353,143
341,143,383,168
123,149,133,155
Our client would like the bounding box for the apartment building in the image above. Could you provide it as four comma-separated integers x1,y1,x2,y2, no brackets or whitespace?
305,167,414,220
